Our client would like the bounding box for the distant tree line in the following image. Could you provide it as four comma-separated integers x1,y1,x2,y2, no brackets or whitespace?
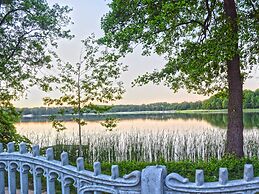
202,89,259,110
19,88,259,116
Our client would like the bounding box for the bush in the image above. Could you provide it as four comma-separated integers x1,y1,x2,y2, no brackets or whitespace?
0,106,31,146
46,144,259,182
87,156,256,182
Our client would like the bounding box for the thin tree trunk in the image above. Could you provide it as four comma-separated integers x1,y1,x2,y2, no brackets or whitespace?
224,0,244,157
78,62,83,157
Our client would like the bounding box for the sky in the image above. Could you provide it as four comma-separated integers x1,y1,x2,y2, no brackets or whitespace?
15,0,259,107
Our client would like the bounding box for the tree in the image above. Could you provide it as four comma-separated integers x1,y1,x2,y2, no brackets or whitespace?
101,117,118,131
243,90,254,108
255,89,259,108
0,0,72,102
100,0,258,157
44,35,125,156
0,0,72,143
0,96,30,145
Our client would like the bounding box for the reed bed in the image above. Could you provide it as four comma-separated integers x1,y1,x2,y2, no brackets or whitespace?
20,128,259,163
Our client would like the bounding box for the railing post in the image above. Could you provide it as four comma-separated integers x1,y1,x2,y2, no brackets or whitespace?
94,162,102,194
47,170,56,194
20,165,30,194
77,157,86,194
33,168,43,194
219,168,228,185
111,165,119,179
244,164,254,182
8,163,17,194
0,143,4,194
7,142,16,194
195,170,204,186
20,143,29,194
61,152,70,194
0,163,4,194
46,148,56,194
32,145,42,194
141,165,167,194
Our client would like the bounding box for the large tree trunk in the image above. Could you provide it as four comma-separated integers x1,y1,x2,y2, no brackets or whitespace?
224,0,244,157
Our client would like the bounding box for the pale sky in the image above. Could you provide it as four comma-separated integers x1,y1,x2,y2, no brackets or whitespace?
15,0,259,107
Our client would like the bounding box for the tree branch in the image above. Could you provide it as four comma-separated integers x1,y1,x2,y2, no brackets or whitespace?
151,19,204,36
201,0,213,41
0,8,21,26
0,7,33,26
250,0,257,13
249,0,258,20
5,28,40,62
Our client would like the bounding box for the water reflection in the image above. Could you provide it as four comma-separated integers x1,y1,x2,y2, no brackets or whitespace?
19,112,259,129
15,112,259,147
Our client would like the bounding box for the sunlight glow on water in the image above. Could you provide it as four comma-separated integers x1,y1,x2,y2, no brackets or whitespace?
16,117,215,135
15,112,259,147
15,117,219,146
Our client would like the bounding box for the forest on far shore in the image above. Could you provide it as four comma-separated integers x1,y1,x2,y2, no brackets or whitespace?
19,88,259,116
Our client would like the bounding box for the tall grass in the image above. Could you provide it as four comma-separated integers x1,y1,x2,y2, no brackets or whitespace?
22,128,259,163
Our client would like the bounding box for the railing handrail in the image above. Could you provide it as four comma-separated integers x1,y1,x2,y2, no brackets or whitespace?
1,141,259,194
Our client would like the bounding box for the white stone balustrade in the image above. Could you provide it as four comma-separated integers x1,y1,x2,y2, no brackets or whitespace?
0,142,259,194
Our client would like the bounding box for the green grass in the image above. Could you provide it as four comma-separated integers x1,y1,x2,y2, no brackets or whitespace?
244,108,259,113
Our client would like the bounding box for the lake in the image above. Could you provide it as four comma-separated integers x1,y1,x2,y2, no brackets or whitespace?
15,112,259,145
14,111,259,162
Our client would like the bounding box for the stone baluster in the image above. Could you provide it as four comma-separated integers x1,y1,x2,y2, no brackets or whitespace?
0,143,5,194
61,152,70,194
33,168,43,194
111,165,119,179
195,170,204,186
76,157,85,194
46,148,56,194
219,168,228,185
20,143,29,194
0,143,2,153
32,144,40,157
94,162,102,194
0,164,4,194
0,143,4,194
7,142,16,194
244,164,254,182
32,145,42,194
141,165,167,194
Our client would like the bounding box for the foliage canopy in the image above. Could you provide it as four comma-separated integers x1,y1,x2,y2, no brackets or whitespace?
0,100,30,145
100,0,258,94
44,35,125,118
44,35,125,155
0,0,72,143
100,0,259,157
0,0,73,101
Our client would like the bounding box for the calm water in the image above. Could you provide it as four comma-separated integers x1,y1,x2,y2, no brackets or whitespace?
15,112,259,146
